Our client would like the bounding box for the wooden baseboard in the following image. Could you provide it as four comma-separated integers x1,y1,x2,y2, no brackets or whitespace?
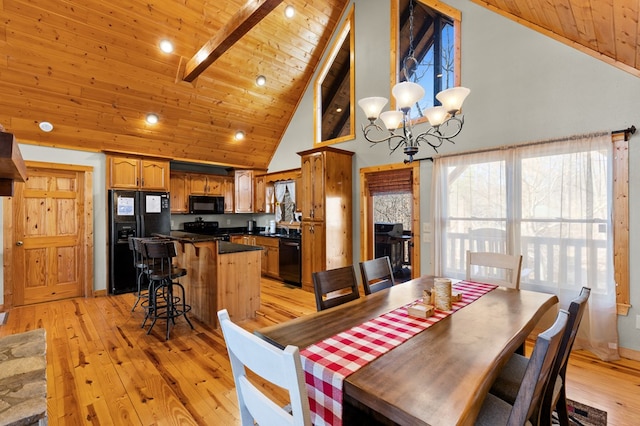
529,328,640,361
92,290,107,297
619,347,640,361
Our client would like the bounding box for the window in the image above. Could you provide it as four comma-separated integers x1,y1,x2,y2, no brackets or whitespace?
393,0,461,118
433,133,620,360
274,181,297,223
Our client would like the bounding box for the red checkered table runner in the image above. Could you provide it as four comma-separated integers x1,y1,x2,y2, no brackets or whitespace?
300,280,497,426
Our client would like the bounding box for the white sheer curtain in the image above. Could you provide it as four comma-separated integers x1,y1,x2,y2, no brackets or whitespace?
432,132,619,361
274,180,296,222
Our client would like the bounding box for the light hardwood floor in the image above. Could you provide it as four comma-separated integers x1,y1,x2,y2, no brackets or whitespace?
1,277,638,425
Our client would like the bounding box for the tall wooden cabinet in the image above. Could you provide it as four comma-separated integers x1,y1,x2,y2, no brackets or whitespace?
298,147,353,292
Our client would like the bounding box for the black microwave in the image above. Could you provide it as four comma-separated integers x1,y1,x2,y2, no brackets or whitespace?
189,195,225,214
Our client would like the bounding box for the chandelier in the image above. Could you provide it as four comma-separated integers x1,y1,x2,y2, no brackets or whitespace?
357,0,470,163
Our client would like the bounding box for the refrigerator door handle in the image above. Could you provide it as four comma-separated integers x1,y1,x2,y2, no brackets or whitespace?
137,213,143,238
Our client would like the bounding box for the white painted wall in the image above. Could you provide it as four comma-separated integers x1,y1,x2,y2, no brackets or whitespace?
0,145,108,305
2,0,637,352
269,0,640,351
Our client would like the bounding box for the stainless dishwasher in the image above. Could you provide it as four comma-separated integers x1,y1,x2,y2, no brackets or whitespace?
279,238,301,286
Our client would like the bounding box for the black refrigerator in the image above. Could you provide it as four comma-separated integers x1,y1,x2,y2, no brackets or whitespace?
108,189,171,294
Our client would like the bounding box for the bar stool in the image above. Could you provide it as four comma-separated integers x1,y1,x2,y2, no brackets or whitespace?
129,236,166,312
141,239,194,340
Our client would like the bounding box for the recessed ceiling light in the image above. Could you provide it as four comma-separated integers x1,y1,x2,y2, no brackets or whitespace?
284,5,295,18
38,121,54,132
256,75,267,86
234,131,245,141
159,39,174,53
145,113,159,124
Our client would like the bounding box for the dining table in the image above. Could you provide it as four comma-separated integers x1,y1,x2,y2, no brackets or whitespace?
255,275,559,426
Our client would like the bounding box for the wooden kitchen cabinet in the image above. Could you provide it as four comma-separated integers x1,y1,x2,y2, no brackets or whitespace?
230,234,280,279
255,175,266,213
300,151,327,221
254,236,279,278
235,170,255,213
107,155,169,190
298,147,353,292
223,176,235,213
254,175,276,213
189,174,223,195
170,172,189,213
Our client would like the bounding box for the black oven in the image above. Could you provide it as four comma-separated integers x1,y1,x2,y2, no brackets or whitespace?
188,195,224,214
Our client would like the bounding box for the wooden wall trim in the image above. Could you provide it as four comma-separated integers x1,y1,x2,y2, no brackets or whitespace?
612,132,630,315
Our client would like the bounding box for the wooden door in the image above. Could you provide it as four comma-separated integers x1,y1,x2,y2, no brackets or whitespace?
11,166,88,305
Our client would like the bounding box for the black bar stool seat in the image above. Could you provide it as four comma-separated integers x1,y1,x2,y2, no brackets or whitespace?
141,240,193,340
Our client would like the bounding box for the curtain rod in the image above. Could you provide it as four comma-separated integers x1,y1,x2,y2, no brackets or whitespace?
405,125,636,164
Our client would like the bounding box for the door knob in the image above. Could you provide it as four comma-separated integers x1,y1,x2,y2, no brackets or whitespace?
16,241,24,246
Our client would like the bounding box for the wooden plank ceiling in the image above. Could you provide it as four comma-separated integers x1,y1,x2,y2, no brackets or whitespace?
471,0,640,78
0,1,638,170
0,0,348,169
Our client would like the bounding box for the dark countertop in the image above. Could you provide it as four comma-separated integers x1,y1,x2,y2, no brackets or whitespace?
156,232,263,254
230,231,301,241
218,241,263,254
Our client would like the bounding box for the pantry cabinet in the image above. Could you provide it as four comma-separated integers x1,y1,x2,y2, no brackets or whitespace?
298,147,353,292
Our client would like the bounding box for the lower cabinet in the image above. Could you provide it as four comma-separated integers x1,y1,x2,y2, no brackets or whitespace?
231,235,280,279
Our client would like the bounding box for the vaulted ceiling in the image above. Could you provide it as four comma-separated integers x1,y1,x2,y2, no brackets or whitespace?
0,1,637,170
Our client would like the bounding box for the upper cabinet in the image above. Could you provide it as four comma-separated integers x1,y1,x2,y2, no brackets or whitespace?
107,155,170,191
314,6,355,146
235,170,255,213
223,176,235,213
170,172,188,213
189,174,223,195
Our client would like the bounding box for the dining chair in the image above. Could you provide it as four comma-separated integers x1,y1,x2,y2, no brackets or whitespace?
474,309,569,426
489,287,591,426
466,250,523,289
312,265,360,311
359,256,396,295
217,309,311,426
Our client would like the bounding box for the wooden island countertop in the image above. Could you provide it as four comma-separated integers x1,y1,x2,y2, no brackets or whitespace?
155,232,263,328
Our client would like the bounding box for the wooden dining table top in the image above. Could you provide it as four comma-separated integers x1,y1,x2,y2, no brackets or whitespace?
255,276,559,426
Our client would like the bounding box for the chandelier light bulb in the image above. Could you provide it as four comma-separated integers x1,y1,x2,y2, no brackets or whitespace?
392,81,425,110
358,97,388,121
436,87,471,114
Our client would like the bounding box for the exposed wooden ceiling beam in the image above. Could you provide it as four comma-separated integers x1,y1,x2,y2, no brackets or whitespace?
182,0,284,82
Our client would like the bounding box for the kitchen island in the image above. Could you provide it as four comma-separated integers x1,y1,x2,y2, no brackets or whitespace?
155,232,263,328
